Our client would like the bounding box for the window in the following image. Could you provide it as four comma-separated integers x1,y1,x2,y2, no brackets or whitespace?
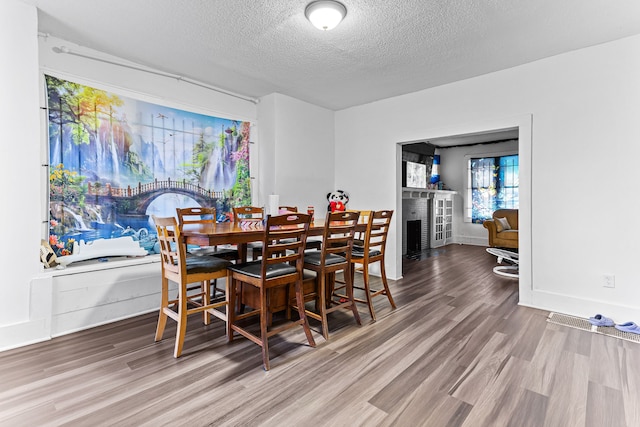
466,154,519,223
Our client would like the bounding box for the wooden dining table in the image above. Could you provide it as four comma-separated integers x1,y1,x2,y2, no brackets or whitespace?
181,217,363,262
181,216,365,314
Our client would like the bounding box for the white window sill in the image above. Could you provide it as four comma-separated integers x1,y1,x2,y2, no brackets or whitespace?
39,254,161,277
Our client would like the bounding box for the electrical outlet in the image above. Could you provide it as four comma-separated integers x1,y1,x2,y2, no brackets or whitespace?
603,274,615,288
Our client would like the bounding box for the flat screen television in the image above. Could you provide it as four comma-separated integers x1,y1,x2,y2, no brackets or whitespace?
404,161,427,188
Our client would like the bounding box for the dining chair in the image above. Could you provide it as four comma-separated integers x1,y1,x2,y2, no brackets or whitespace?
337,210,396,321
345,209,370,249
301,210,361,340
278,205,322,251
176,207,239,260
226,212,316,370
152,215,231,358
233,206,265,260
278,205,299,213
176,206,239,298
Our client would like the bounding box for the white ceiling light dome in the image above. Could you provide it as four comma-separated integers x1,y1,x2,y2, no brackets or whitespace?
305,1,347,31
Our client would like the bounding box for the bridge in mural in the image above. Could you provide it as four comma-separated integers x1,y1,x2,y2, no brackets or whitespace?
86,178,226,215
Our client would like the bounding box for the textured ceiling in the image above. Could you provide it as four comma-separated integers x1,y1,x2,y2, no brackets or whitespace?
21,0,640,110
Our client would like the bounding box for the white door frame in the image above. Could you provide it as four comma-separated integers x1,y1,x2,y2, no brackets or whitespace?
395,114,533,305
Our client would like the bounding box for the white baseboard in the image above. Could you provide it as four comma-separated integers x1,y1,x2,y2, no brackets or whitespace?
451,235,487,246
1,261,164,353
0,318,51,352
520,289,640,325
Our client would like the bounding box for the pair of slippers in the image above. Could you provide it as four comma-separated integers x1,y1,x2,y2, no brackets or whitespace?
588,314,640,334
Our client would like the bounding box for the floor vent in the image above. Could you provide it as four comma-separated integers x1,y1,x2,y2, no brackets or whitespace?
547,312,640,344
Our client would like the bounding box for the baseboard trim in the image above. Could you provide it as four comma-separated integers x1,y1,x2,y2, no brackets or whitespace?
519,289,640,325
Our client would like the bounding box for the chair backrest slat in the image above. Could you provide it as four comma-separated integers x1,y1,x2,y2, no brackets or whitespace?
152,215,186,275
278,205,298,213
260,213,311,272
233,206,264,221
347,209,371,243
176,206,216,229
363,210,393,255
323,210,360,262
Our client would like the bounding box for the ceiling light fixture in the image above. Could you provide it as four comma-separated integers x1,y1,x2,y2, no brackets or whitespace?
305,0,347,31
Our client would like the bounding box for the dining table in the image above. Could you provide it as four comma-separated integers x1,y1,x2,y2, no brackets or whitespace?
181,216,364,262
181,215,366,314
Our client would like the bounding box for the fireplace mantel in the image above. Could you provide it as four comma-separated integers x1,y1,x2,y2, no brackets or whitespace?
402,188,457,199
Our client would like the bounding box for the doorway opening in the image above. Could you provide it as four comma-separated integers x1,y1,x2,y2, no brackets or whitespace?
395,114,533,306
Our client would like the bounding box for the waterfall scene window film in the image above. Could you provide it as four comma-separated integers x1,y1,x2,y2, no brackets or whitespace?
468,154,518,223
45,75,251,258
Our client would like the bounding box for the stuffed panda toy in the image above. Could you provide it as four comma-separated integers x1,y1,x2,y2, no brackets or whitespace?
327,189,349,212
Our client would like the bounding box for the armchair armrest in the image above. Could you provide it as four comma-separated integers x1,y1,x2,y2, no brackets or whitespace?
483,219,496,232
483,219,498,247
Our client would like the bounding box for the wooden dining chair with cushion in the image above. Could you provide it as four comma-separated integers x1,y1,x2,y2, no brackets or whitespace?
301,210,361,340
176,206,239,298
278,205,298,213
233,206,265,260
152,215,232,358
337,210,396,321
176,206,239,261
226,212,316,370
278,205,322,251
348,209,371,248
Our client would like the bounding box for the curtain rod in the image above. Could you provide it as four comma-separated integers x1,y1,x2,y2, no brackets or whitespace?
51,45,259,105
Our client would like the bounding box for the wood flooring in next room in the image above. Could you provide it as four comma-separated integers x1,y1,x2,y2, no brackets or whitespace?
0,244,639,426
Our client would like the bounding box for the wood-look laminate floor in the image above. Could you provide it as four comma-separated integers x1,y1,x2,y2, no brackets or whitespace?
2,244,639,427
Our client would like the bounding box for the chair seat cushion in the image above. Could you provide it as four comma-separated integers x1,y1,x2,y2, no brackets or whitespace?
303,252,346,266
279,238,322,251
227,261,297,279
496,229,518,241
351,247,381,258
188,246,239,259
183,256,231,274
305,239,323,250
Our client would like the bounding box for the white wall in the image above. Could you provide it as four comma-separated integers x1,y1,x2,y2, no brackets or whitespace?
439,139,519,245
0,1,260,351
0,1,43,341
256,94,276,207
275,94,335,216
259,93,335,217
336,34,640,323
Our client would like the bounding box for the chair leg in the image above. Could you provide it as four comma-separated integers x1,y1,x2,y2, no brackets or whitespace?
285,283,293,320
202,280,211,325
237,282,246,314
295,278,316,348
379,260,396,310
325,272,335,308
318,273,329,340
345,265,362,325
266,289,274,326
174,284,188,358
227,273,235,343
155,277,169,342
211,279,221,300
361,263,376,322
260,286,270,371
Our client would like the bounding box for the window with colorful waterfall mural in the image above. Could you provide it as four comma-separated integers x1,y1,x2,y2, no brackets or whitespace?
45,75,251,257
468,154,519,223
